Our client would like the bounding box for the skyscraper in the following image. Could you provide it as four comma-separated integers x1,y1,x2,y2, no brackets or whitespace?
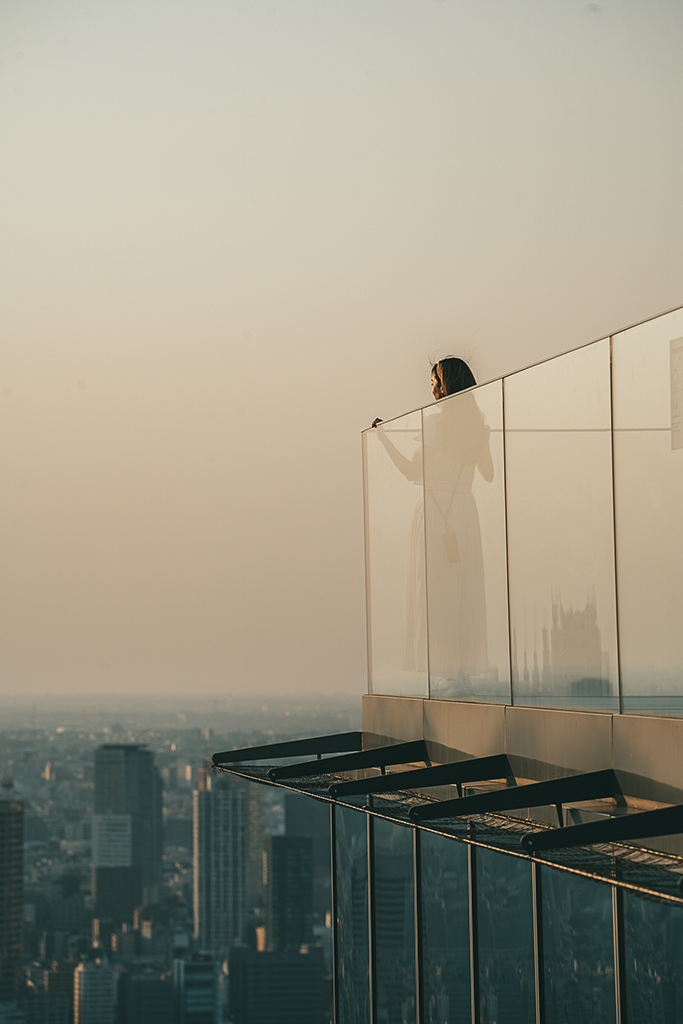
265,835,313,953
193,770,247,955
73,957,114,1024
0,794,23,1003
92,745,162,924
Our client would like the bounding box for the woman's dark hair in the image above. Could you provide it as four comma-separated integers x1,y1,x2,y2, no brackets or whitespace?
432,357,476,397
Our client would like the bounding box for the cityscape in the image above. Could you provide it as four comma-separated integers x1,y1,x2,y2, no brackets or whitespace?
0,694,360,1024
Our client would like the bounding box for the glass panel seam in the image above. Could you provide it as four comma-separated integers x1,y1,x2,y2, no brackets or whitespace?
609,336,624,715
330,804,339,1024
367,815,377,1024
361,435,374,695
420,408,432,698
502,376,514,707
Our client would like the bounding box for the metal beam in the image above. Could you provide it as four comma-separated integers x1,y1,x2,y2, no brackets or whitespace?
212,730,363,766
521,801,683,854
410,769,619,823
269,739,430,781
328,753,512,799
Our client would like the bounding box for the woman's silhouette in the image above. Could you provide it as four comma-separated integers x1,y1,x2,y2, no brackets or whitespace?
374,358,492,690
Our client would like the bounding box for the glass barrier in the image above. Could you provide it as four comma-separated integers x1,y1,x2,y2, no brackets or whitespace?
423,380,510,702
624,889,683,1022
335,807,370,1024
505,339,619,711
612,309,683,714
420,832,471,1023
363,412,429,696
372,819,417,1024
541,867,616,1024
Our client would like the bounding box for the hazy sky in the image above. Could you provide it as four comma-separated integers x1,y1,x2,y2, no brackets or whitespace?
1,0,682,698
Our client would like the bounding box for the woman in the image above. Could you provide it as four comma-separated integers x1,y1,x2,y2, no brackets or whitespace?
373,357,492,691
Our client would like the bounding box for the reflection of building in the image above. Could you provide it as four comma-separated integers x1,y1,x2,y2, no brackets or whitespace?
228,947,325,1024
193,770,247,954
265,836,313,952
0,797,23,1001
93,746,162,925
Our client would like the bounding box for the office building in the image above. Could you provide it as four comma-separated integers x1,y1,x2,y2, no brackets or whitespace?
193,769,247,954
92,745,162,924
116,970,173,1024
214,306,683,1023
73,958,114,1024
172,956,220,1024
265,835,313,952
229,947,325,1024
0,796,23,1002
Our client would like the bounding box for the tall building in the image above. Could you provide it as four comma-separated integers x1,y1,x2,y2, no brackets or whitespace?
229,947,325,1024
116,970,173,1024
193,770,247,955
172,956,220,1024
92,745,162,924
73,957,114,1024
212,306,683,1024
265,836,313,952
0,796,23,1002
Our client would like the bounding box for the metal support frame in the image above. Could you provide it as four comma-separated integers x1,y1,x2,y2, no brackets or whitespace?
368,815,377,1024
330,803,339,1024
613,886,627,1024
269,739,430,781
468,844,479,1024
212,730,363,766
522,801,683,854
413,828,424,1024
328,753,512,799
532,861,545,1024
411,768,619,823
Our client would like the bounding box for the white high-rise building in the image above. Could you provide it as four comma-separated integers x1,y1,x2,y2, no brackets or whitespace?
193,770,247,954
73,958,114,1024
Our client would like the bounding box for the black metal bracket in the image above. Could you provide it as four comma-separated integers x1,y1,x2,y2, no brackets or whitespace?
212,731,362,767
409,768,620,824
328,753,513,799
521,800,683,855
268,739,430,782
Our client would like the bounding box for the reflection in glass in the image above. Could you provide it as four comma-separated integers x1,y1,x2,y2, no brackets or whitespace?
423,380,510,701
363,412,428,696
612,309,683,713
477,847,535,1024
541,867,615,1024
624,890,683,1022
335,807,370,1024
421,833,470,1023
373,819,416,1024
505,339,619,710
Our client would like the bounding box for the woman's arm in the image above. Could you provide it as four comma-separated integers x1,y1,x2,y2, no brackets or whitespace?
374,426,423,483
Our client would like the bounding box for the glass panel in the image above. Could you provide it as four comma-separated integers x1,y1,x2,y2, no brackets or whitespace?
335,807,370,1024
624,890,683,1022
541,867,615,1024
423,380,510,701
612,308,683,713
363,412,428,696
373,819,416,1024
505,339,619,710
421,832,471,1024
477,847,535,1024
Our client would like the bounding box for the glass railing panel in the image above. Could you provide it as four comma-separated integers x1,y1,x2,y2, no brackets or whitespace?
423,380,510,702
335,807,370,1024
505,338,619,710
612,308,683,714
623,889,683,1022
541,867,616,1024
363,412,428,696
421,832,471,1023
372,819,416,1024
